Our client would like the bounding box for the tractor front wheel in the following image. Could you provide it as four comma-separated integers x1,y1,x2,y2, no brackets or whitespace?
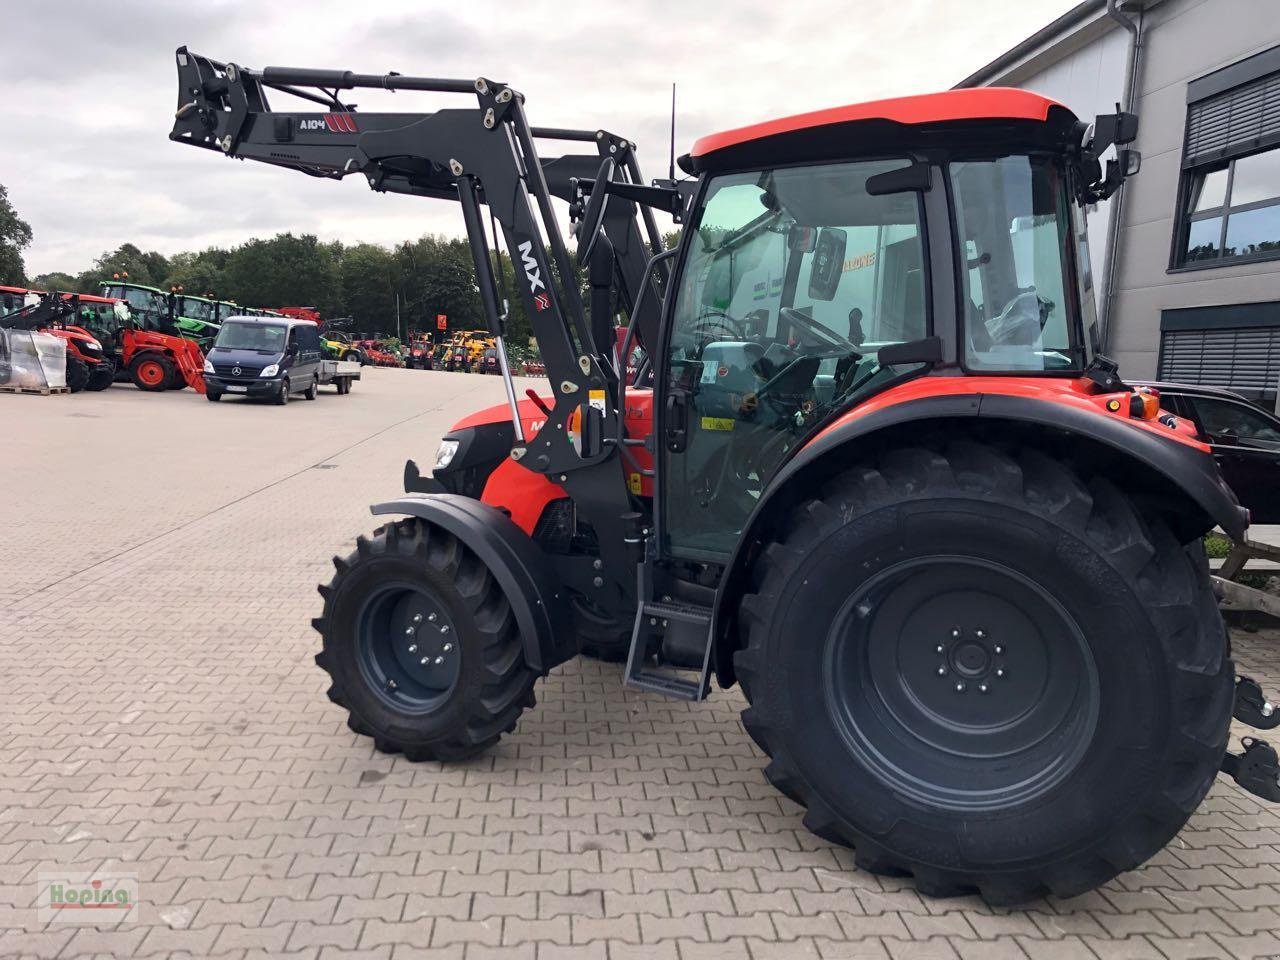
314,518,538,761
735,441,1232,904
65,356,89,393
85,360,115,391
129,354,173,392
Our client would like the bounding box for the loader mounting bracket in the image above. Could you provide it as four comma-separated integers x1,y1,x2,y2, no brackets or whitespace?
1234,676,1280,730
1220,738,1280,803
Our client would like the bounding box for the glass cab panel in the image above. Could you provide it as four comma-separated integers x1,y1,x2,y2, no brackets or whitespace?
662,159,930,559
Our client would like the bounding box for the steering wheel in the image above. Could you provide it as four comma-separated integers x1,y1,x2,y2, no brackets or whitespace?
686,310,745,347
779,307,860,353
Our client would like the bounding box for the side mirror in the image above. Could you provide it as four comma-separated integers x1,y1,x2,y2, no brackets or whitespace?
287,340,299,356
807,227,847,302
575,156,616,264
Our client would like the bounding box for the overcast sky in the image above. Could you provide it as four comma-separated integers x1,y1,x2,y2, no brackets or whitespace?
6,0,1078,276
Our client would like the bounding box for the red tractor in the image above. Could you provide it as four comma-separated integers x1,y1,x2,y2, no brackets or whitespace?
173,50,1277,902
0,289,115,391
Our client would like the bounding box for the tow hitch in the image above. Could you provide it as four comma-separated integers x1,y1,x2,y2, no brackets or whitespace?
1233,675,1279,730
1221,738,1280,803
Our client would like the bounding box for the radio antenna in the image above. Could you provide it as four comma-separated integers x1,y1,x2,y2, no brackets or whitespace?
668,82,676,181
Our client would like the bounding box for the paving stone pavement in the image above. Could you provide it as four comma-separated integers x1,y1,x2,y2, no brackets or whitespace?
1,368,1278,960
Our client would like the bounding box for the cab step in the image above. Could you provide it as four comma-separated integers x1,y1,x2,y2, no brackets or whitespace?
624,599,713,701
1221,738,1280,803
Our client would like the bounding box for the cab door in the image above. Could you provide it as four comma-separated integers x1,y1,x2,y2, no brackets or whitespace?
658,158,932,561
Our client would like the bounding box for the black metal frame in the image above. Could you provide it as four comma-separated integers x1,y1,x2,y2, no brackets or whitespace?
171,47,681,613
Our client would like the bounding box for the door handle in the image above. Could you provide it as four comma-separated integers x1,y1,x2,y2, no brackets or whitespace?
665,391,689,453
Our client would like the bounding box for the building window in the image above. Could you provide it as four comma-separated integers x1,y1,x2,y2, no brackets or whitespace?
1158,302,1280,412
1173,47,1280,269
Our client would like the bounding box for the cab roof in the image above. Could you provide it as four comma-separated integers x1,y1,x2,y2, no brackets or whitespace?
685,88,1075,172
222,314,315,329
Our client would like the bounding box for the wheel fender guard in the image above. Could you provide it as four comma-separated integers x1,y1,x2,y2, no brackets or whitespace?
371,494,576,674
711,391,1248,686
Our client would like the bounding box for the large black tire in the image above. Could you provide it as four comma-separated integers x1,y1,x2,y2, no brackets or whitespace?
85,361,115,391
313,518,538,761
65,355,89,393
304,376,318,401
275,378,289,405
735,440,1232,904
570,595,632,662
129,354,173,392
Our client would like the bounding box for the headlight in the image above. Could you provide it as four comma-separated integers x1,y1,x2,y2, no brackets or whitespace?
260,363,279,377
85,338,101,350
203,358,215,374
435,439,460,470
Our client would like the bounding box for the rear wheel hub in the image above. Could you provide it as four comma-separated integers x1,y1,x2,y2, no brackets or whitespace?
825,556,1099,811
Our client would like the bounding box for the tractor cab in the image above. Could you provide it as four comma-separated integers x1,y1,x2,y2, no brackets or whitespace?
173,293,223,343
659,91,1128,557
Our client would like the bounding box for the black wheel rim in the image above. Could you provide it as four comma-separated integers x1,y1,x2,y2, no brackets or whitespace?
824,556,1099,811
355,581,462,713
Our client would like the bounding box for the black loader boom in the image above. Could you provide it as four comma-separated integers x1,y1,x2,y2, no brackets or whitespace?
171,47,676,597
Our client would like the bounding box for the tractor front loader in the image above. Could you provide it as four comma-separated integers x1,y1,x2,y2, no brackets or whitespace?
171,47,1277,902
1,291,116,391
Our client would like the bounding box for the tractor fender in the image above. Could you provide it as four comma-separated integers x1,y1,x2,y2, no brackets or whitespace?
370,493,576,674
710,391,1248,687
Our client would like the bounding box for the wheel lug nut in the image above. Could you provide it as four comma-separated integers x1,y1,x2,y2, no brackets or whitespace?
412,613,423,623
434,656,444,665
440,625,450,634
951,628,961,638
935,644,945,654
976,629,986,639
979,683,989,694
937,666,947,676
387,679,397,690
404,627,415,636
408,644,417,653
993,645,1003,655
995,668,1005,678
420,657,429,666
428,613,438,622
443,643,453,652
955,682,966,693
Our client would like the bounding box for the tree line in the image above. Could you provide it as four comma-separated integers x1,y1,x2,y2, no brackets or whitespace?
1,182,680,344
0,182,545,342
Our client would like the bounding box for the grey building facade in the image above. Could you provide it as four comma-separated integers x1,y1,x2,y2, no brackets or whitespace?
959,0,1280,411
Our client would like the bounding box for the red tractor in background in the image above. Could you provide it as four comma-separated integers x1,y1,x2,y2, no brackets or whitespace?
279,305,322,325
173,49,1280,903
1,288,115,391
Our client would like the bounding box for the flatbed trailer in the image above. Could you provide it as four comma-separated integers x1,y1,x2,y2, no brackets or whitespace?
319,358,360,395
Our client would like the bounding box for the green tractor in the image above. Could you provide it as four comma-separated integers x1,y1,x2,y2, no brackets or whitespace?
98,279,221,350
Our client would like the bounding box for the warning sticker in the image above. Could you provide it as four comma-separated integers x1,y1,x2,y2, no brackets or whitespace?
588,389,607,414
628,472,643,494
701,417,735,432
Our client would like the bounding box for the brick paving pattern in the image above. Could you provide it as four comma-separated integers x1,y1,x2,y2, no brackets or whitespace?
1,369,1278,959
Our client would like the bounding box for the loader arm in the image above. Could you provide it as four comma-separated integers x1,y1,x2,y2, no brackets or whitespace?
171,46,662,602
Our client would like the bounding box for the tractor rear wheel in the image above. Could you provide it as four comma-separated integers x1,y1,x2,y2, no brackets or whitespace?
85,361,115,391
314,517,538,761
130,354,173,392
65,356,89,393
735,441,1232,904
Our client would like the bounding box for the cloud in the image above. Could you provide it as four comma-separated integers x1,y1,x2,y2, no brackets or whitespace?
4,0,1080,276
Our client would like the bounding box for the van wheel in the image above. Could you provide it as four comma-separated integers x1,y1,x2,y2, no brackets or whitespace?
305,377,318,400
275,378,290,405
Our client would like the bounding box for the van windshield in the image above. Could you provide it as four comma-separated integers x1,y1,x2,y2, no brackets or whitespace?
214,321,287,353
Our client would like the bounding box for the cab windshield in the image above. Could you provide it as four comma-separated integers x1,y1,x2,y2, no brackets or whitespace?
180,298,217,323
105,285,167,327
214,321,287,353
